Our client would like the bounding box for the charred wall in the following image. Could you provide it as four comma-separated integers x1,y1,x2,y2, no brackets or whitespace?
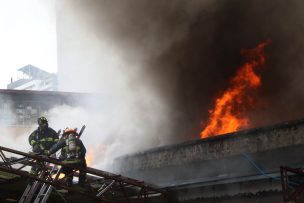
115,118,304,173
113,118,304,202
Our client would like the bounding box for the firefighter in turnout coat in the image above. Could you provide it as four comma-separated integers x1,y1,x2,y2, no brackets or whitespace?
28,116,59,175
49,128,87,186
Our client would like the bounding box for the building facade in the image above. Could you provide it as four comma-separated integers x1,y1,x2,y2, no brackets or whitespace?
0,89,88,127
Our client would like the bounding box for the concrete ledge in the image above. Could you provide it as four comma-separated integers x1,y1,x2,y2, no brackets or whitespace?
113,118,304,187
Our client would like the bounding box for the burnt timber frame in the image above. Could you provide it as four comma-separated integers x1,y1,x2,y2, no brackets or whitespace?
280,166,304,203
0,145,167,202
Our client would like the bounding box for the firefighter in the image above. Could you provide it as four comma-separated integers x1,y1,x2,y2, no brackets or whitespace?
28,116,59,175
48,128,87,187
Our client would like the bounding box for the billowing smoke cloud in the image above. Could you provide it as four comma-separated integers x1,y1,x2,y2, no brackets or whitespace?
54,0,304,168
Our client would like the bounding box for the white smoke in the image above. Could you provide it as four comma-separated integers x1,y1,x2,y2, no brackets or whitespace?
44,95,171,170
54,1,176,171
0,0,174,172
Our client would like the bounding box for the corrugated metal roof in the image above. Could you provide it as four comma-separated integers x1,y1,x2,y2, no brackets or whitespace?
18,65,51,79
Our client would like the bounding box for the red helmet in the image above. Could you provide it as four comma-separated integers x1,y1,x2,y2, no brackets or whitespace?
63,128,76,134
62,127,80,139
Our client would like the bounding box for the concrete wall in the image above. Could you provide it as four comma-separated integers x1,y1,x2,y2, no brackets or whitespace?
115,118,304,171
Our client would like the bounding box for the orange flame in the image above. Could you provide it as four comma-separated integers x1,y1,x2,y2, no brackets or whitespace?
86,150,94,166
200,41,270,138
86,144,107,166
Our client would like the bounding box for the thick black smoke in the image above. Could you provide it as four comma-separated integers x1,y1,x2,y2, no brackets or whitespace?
59,0,304,143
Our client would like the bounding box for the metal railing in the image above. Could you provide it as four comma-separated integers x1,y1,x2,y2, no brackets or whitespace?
0,145,167,202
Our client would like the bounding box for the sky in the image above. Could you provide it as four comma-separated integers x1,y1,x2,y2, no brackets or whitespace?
0,0,57,88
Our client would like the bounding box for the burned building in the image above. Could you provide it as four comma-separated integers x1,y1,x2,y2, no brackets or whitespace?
0,0,300,202
1,114,303,202
53,1,304,202
113,118,304,202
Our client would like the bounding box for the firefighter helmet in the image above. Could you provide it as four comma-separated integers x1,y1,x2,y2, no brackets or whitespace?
37,116,48,125
37,116,48,131
63,128,76,135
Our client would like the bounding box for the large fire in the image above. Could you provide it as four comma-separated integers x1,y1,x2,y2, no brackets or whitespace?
200,41,270,138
